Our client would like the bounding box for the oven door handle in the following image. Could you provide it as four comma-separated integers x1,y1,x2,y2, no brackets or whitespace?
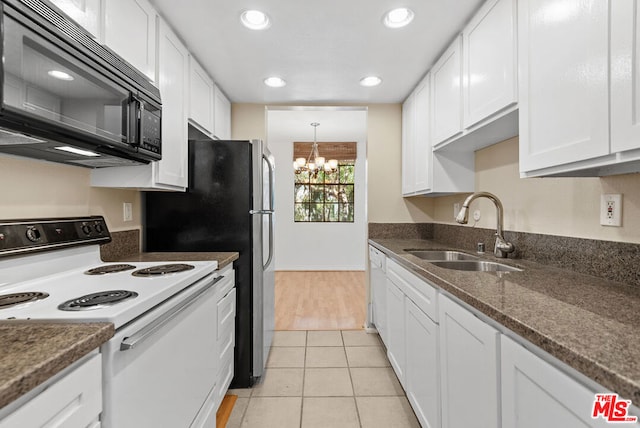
120,275,223,351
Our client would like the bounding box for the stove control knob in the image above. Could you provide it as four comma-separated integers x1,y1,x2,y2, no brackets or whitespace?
81,224,92,235
26,227,41,242
94,223,104,234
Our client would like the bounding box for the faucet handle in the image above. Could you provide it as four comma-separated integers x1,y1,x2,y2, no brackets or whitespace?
494,236,515,258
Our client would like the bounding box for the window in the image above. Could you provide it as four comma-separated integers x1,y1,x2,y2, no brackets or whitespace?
294,162,355,222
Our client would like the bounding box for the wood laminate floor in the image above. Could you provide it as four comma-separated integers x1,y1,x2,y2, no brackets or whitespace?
275,271,366,331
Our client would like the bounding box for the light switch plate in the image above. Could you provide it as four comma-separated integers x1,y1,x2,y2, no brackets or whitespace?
600,194,622,227
123,202,133,222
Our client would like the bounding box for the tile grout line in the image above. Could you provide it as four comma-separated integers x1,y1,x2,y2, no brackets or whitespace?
343,330,364,428
299,330,307,428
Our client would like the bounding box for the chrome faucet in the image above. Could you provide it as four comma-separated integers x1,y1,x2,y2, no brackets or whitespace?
455,191,515,258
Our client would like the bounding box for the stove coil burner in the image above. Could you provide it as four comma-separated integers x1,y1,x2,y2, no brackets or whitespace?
132,263,195,277
58,290,138,311
0,292,49,309
84,264,137,275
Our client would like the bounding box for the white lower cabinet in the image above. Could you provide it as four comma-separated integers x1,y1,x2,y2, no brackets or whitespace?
439,294,500,428
501,336,638,428
0,353,102,428
384,259,440,427
368,245,387,343
385,276,406,386
405,298,440,428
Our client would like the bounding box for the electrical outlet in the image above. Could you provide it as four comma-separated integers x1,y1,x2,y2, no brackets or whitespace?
453,203,461,219
123,202,133,222
473,209,481,221
600,194,622,227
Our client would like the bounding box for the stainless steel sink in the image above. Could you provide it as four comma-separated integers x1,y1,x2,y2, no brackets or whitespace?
428,260,522,272
405,250,479,261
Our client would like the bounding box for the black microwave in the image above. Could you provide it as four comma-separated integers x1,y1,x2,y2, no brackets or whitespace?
0,0,162,168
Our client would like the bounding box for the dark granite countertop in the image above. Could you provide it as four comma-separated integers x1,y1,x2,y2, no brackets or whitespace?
0,321,114,410
108,252,239,269
369,238,640,403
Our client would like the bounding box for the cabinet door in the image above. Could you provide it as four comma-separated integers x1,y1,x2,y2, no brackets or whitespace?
104,0,157,81
518,0,609,173
439,295,499,428
0,354,102,428
214,86,231,140
501,336,626,428
49,0,102,39
432,35,463,145
413,75,431,193
189,56,215,134
401,93,416,195
369,246,387,344
385,277,406,386
405,298,440,428
156,19,188,188
611,0,640,153
463,0,517,128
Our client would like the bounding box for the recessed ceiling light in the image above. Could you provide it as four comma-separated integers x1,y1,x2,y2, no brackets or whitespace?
47,70,74,81
240,10,270,30
383,7,414,28
264,77,286,87
360,76,382,87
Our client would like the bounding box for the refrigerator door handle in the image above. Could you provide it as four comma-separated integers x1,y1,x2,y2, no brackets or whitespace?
249,210,274,215
263,153,275,269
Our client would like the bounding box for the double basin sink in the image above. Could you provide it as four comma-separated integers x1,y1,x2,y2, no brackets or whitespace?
405,250,522,272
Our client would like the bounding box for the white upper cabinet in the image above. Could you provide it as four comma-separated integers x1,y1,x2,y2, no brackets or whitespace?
463,0,517,128
103,0,157,82
49,0,102,39
402,72,474,197
214,85,231,140
154,19,189,188
431,36,463,145
611,0,640,154
91,18,188,190
518,0,610,175
402,76,430,196
189,56,215,135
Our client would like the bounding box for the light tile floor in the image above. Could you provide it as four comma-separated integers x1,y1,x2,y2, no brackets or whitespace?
227,330,420,428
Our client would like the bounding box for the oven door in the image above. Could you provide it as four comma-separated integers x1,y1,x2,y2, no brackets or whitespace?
101,274,221,428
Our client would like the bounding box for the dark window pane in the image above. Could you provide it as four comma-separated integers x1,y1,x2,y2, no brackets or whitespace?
294,204,309,221
339,203,354,222
294,170,309,184
325,185,339,202
324,170,339,184
310,185,324,202
310,170,325,184
339,165,354,184
310,203,324,221
294,184,310,202
340,185,354,202
325,203,339,222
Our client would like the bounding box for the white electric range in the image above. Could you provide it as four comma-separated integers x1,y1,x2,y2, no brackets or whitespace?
0,217,225,428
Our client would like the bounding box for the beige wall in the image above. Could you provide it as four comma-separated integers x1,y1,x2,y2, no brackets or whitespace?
433,137,640,243
231,103,433,224
0,155,141,232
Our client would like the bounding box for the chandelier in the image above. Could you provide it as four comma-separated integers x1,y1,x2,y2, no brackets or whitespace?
293,122,338,176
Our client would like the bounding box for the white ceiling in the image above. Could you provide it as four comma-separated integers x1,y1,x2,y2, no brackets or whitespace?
149,0,484,104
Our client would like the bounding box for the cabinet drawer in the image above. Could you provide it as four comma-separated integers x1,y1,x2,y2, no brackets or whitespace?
387,259,438,322
217,288,236,340
368,246,386,271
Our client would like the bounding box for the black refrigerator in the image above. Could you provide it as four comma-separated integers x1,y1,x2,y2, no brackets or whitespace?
143,136,275,388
